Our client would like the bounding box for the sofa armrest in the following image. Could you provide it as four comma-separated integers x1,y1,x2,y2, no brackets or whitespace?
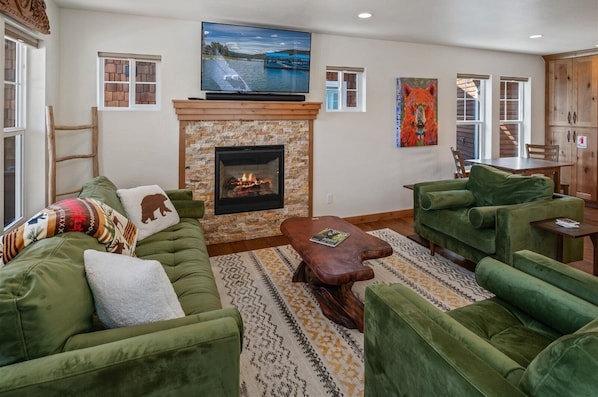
476,257,598,334
512,250,598,307
364,284,526,397
164,189,193,201
413,179,469,230
64,307,243,352
0,318,241,397
163,189,205,218
494,195,584,264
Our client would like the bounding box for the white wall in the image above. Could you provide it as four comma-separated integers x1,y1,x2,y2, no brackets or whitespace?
54,9,545,218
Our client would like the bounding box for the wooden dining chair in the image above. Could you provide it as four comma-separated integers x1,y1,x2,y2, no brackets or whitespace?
450,147,470,178
525,144,569,194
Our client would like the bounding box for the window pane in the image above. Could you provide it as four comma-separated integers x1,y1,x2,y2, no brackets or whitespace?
4,135,18,227
456,79,481,121
104,59,129,82
344,73,356,89
136,61,156,82
104,82,129,107
4,84,15,128
456,124,481,159
346,90,356,107
326,71,338,81
135,83,156,105
499,123,519,157
4,39,16,82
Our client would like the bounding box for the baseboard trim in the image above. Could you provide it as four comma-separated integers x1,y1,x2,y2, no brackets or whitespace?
344,209,413,225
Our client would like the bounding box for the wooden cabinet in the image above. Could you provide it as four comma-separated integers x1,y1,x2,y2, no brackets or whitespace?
545,52,598,201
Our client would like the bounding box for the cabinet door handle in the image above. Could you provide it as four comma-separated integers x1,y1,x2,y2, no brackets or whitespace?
567,130,571,142
573,130,577,142
568,111,571,124
573,111,577,124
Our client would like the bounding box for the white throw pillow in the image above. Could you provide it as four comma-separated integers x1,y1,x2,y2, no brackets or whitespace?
84,250,185,328
117,185,180,240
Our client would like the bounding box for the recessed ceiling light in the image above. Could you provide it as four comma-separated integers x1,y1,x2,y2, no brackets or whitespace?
358,12,372,19
529,34,543,39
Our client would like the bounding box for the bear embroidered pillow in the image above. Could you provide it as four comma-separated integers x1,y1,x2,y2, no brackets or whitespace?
117,185,180,240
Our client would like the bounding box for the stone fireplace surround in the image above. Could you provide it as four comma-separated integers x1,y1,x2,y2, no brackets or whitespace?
173,100,321,245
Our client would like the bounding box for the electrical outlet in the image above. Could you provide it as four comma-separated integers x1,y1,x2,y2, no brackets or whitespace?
326,193,333,204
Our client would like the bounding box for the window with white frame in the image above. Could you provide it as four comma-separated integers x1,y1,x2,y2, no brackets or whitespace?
456,74,489,160
499,77,528,157
98,52,161,110
3,35,26,229
326,66,365,111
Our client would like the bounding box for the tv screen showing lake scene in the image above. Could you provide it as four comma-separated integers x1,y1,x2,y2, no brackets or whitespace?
201,22,311,93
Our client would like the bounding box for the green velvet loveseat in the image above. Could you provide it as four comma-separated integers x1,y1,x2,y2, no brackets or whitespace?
364,250,598,396
0,176,243,396
413,164,584,264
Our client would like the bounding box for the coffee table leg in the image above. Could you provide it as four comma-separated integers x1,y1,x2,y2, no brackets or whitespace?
310,283,365,332
292,261,308,282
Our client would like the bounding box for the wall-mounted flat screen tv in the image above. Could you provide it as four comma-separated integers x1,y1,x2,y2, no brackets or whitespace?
201,22,311,93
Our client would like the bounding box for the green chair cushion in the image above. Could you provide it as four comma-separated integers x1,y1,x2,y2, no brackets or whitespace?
0,233,103,366
420,190,475,210
519,320,598,396
448,299,558,367
467,164,553,206
418,208,496,254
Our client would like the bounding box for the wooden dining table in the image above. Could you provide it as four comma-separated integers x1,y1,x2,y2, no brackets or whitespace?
466,157,573,193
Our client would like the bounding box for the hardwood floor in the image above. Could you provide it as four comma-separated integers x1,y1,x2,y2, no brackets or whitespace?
207,205,598,276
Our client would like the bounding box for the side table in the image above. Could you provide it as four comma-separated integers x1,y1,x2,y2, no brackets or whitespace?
531,219,598,276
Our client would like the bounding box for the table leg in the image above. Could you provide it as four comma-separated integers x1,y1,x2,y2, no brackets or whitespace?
556,234,564,262
310,282,365,332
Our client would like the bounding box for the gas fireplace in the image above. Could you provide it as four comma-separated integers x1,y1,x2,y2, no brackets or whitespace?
214,145,284,215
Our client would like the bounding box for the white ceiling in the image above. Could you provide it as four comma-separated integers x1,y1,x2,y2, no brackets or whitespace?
53,0,598,55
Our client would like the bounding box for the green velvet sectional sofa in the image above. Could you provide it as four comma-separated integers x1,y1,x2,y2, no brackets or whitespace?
0,176,243,396
364,250,598,396
414,164,584,264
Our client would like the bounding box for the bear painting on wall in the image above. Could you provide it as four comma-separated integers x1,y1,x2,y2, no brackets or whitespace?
396,77,438,147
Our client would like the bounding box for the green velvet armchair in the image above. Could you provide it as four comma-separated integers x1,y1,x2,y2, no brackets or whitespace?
364,250,598,396
413,164,584,264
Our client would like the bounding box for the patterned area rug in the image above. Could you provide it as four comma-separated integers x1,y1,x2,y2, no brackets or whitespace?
210,228,493,397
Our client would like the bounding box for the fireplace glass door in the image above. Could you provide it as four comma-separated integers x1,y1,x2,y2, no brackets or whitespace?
214,145,284,215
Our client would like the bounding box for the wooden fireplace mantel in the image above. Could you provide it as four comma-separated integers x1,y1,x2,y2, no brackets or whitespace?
172,100,322,121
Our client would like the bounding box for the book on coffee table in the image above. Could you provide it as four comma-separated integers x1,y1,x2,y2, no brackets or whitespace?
310,228,350,247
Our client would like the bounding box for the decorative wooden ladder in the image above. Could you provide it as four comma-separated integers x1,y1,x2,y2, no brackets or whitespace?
45,106,99,204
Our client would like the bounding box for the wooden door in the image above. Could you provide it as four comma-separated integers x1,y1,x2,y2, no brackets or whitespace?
573,57,598,128
548,126,574,186
572,127,597,200
548,59,573,126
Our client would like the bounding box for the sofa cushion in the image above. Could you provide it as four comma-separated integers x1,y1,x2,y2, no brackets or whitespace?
117,185,180,241
420,189,475,210
135,218,222,315
0,233,102,366
519,319,598,396
84,250,185,328
467,164,553,206
79,175,126,215
418,208,496,254
448,298,559,367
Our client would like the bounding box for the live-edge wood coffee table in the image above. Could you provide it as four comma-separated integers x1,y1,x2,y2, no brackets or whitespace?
280,216,393,332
